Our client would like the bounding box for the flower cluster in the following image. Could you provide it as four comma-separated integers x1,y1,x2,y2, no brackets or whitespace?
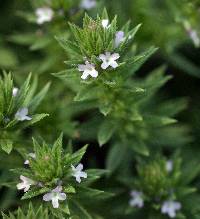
128,158,184,218
35,0,97,26
78,52,120,80
76,18,124,80
15,136,90,209
17,162,87,208
129,190,181,218
0,73,49,153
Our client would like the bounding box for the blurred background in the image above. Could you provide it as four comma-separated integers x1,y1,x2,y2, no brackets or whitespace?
1,0,200,217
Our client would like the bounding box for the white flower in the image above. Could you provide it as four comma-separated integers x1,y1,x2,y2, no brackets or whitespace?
115,31,125,47
129,190,144,208
35,7,54,25
24,153,36,165
184,21,200,47
15,108,32,121
161,200,181,218
71,163,87,183
78,61,98,80
102,19,110,29
166,160,173,172
189,30,200,47
80,0,96,9
17,175,35,192
43,186,66,208
99,52,120,69
12,87,19,97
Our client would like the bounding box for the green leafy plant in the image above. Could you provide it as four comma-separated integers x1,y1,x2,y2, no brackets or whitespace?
54,12,190,160
11,134,109,218
0,72,49,153
2,203,53,219
1,1,200,219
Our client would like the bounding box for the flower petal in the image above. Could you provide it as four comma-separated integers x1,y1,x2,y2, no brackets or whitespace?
76,163,83,171
102,19,109,28
53,186,62,193
43,193,53,201
80,171,87,178
78,64,87,72
52,197,59,208
58,193,67,201
21,108,28,116
81,71,89,80
24,115,32,121
76,176,81,183
17,182,25,190
99,54,106,61
101,62,109,70
111,53,120,60
90,69,98,78
110,61,118,69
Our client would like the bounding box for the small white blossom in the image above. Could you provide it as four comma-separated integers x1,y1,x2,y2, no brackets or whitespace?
99,52,120,69
115,31,125,47
78,61,98,80
71,163,87,183
161,200,181,218
80,0,96,9
184,21,200,47
12,87,19,97
43,186,66,208
129,190,144,208
189,30,200,47
17,175,35,192
24,153,36,165
102,19,110,29
166,160,173,172
35,7,54,25
15,108,32,121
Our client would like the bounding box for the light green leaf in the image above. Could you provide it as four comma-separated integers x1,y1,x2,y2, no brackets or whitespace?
130,139,149,156
98,120,115,146
21,187,50,200
0,139,13,154
106,143,128,173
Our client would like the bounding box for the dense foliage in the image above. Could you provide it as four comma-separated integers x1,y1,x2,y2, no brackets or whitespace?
0,0,200,218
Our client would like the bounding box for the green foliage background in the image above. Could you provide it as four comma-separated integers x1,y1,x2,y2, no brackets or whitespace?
1,0,200,218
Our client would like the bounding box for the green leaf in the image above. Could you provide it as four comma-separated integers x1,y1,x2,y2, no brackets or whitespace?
74,85,98,102
22,114,49,127
144,115,177,127
0,139,13,154
56,36,81,57
130,139,149,156
15,73,32,110
52,133,63,176
64,185,76,194
106,143,128,173
21,187,50,200
98,120,115,146
169,53,200,78
29,82,50,112
64,145,88,167
155,98,188,117
75,187,113,200
30,37,51,51
82,169,108,185
121,47,158,77
69,200,93,219
52,69,79,80
99,103,112,116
